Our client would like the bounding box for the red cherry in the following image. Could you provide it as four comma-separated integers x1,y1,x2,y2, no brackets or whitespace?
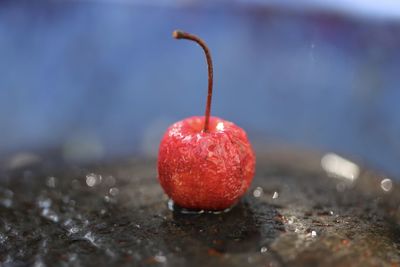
157,30,256,211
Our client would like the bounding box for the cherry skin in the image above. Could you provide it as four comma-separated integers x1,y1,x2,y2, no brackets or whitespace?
158,116,255,210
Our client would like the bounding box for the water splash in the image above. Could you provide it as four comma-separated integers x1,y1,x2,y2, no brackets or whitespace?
46,177,56,188
109,187,119,197
86,173,102,187
63,219,84,236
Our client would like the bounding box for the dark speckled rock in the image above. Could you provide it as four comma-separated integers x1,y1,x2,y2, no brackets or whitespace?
0,149,399,266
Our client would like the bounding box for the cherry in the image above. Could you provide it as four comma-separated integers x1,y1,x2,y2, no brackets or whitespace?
157,30,255,211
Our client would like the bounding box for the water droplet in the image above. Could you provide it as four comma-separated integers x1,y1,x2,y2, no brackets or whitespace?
84,232,98,247
41,208,59,223
3,222,11,232
380,178,393,192
216,122,225,131
181,208,205,215
63,219,81,234
100,209,106,215
253,187,263,198
109,187,119,197
63,218,73,226
260,246,268,253
167,199,174,211
0,188,13,208
1,198,12,208
86,173,101,187
68,253,78,262
321,153,360,181
0,188,13,198
154,255,166,263
33,258,46,267
104,196,111,203
37,197,52,209
69,227,80,234
46,176,56,188
272,192,279,199
311,230,317,237
135,224,141,229
0,233,8,244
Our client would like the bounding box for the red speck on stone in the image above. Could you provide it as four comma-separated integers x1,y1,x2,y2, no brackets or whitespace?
158,116,255,211
207,248,223,257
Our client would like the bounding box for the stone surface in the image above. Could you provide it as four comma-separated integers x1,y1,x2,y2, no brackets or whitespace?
0,149,399,266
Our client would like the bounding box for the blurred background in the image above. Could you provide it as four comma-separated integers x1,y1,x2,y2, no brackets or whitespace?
1,0,400,176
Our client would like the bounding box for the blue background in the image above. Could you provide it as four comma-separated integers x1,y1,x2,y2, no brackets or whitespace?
1,1,400,176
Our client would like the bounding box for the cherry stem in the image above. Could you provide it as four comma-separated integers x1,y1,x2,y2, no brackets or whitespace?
173,30,213,132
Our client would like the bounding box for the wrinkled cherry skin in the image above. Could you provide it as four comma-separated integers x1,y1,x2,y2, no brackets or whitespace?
158,116,255,210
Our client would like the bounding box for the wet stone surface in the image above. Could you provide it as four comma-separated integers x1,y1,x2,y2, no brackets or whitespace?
0,151,399,267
